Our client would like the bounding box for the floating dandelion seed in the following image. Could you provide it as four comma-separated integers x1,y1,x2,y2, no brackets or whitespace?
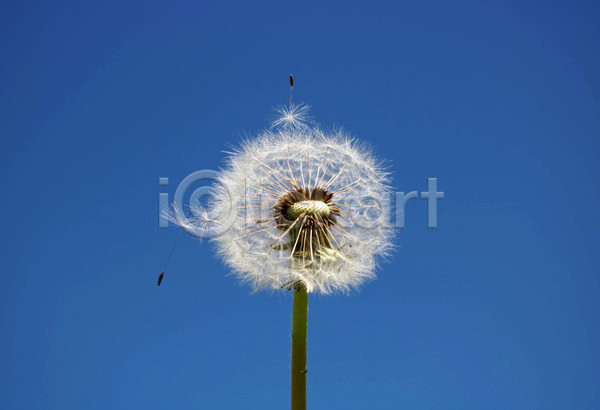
270,103,313,131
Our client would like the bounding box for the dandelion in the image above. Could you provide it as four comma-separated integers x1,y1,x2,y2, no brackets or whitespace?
167,110,393,293
162,79,393,409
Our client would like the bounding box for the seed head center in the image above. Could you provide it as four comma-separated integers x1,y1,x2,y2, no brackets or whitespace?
287,200,330,220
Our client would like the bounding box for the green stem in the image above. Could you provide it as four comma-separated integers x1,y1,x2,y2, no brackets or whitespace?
291,284,308,410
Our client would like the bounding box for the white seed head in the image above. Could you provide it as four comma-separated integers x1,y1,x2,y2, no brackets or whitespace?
169,106,394,294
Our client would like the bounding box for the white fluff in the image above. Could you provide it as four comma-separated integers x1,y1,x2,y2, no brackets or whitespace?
167,105,394,294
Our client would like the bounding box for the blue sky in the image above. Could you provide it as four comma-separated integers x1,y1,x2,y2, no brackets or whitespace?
1,1,599,409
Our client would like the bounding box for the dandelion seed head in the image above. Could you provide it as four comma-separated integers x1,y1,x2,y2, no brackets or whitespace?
173,106,394,294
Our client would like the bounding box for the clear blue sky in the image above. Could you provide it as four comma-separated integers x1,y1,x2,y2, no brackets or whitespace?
1,1,599,409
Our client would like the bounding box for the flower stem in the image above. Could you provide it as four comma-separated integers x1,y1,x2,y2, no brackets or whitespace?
291,284,308,410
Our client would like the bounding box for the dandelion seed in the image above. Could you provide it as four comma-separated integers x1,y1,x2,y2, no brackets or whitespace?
289,74,294,109
270,103,313,131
